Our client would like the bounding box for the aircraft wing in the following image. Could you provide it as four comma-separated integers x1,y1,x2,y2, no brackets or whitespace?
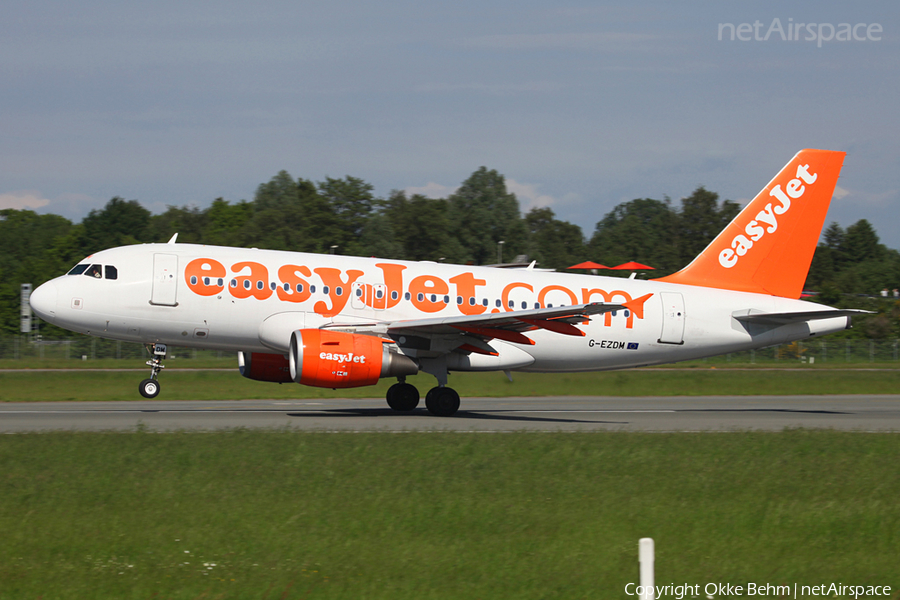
732,308,873,326
324,293,654,352
324,302,623,346
383,302,621,341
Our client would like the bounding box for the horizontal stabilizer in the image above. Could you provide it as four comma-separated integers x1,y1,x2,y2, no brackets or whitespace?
732,308,872,326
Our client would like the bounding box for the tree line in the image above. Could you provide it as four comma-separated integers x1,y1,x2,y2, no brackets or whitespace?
1,166,899,338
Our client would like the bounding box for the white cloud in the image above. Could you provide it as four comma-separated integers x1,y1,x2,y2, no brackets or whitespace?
505,179,558,212
0,190,102,221
47,193,107,220
832,185,896,206
833,185,850,200
0,191,50,210
404,182,458,199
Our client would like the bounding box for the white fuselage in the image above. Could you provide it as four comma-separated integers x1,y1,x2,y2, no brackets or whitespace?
30,243,849,372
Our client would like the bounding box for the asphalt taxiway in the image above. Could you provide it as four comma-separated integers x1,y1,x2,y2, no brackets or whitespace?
1,395,899,432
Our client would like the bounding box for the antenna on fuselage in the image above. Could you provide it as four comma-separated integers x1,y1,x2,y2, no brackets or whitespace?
167,233,178,244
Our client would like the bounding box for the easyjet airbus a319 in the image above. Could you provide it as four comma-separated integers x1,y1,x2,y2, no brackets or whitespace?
30,149,867,416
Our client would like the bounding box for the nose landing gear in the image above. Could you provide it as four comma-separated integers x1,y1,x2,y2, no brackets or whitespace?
139,343,167,398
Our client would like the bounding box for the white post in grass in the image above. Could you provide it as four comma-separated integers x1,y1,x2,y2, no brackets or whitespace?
639,538,655,600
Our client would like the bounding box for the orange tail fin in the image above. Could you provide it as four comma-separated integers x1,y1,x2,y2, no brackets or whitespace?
654,149,846,299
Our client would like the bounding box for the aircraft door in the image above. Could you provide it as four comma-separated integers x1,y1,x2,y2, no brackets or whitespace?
151,253,179,307
349,283,387,311
351,282,367,310
658,292,685,344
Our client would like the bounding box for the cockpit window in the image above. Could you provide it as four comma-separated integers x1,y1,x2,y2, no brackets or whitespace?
67,263,117,279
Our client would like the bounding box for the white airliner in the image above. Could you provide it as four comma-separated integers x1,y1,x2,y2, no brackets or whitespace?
29,149,867,416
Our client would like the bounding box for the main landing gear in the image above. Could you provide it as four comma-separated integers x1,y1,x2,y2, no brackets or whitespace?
386,379,419,412
385,377,461,417
139,343,167,399
424,386,460,417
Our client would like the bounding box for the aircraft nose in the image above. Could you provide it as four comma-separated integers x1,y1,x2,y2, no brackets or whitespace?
30,280,58,323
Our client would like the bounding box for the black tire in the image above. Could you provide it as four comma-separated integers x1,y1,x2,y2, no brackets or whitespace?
424,386,460,417
139,378,161,399
386,383,420,412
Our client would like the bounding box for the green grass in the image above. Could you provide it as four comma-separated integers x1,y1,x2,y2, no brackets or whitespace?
2,368,900,403
2,355,899,370
0,357,235,370
0,431,898,599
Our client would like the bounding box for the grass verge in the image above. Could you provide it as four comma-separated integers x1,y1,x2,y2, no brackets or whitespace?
0,430,897,599
2,357,899,370
2,369,900,402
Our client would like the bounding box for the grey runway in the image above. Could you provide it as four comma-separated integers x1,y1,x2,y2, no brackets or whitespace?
1,395,899,432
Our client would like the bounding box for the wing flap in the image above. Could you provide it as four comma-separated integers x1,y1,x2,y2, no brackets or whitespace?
383,302,622,337
452,325,536,345
322,302,627,346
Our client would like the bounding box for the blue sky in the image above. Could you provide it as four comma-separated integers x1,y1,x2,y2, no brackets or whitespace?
2,0,898,248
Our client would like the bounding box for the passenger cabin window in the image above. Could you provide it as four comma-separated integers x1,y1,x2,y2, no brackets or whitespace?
67,264,90,275
105,265,118,280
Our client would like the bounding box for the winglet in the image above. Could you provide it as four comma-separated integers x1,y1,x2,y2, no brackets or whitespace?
654,149,846,299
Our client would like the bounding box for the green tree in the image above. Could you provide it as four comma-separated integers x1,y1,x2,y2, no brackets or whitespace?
524,207,585,270
384,191,464,262
202,198,254,247
317,176,376,255
0,210,73,271
244,172,340,253
676,187,740,265
841,219,883,263
45,225,90,276
358,212,402,259
81,197,152,251
447,167,527,265
805,245,837,290
587,198,681,275
823,221,845,250
246,171,302,251
147,205,207,244
0,210,76,336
